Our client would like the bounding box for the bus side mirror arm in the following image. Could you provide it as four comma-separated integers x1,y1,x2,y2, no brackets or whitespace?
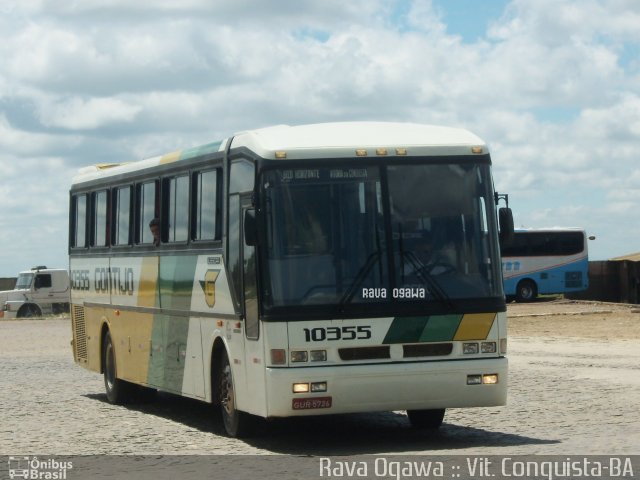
244,209,257,246
498,207,514,245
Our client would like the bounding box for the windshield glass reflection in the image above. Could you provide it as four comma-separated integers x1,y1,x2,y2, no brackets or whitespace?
261,162,501,312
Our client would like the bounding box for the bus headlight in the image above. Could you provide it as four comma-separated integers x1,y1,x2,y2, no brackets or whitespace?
481,342,496,354
463,343,479,354
482,374,499,385
293,383,310,393
467,374,482,385
310,350,327,362
311,382,327,392
291,351,308,363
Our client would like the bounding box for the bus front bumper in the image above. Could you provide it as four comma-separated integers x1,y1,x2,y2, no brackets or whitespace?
264,357,508,418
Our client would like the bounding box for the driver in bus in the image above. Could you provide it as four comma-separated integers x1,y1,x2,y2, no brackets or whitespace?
413,231,455,276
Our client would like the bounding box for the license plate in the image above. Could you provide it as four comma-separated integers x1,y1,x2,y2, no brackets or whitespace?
292,396,332,410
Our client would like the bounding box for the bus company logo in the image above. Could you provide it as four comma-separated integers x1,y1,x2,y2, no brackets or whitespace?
200,269,221,308
8,456,73,479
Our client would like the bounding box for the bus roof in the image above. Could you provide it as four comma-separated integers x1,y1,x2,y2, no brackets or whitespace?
233,122,487,159
72,122,487,186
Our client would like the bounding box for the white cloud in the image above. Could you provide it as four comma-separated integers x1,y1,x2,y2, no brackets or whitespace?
37,96,141,130
0,0,638,273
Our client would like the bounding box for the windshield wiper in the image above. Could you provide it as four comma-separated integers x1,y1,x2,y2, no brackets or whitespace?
402,251,454,310
337,251,382,309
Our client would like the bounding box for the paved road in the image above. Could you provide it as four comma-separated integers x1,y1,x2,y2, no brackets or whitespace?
1,316,638,456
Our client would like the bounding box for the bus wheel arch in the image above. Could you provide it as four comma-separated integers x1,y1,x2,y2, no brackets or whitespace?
515,279,538,302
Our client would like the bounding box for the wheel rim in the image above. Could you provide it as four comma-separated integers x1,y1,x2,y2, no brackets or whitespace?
221,361,235,417
105,341,115,391
519,282,534,300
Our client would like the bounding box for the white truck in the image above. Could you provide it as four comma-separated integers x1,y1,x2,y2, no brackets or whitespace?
0,267,70,319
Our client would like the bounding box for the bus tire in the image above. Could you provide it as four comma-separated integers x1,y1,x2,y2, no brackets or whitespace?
17,304,42,318
515,280,537,302
219,349,256,437
102,330,135,404
407,408,445,429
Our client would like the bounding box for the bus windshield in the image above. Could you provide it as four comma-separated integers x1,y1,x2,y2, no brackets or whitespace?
261,161,502,315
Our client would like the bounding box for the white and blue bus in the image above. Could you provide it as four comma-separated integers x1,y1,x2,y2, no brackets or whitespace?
501,228,589,302
70,122,512,437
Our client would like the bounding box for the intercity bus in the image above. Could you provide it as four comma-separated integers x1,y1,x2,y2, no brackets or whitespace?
501,228,589,302
69,122,512,437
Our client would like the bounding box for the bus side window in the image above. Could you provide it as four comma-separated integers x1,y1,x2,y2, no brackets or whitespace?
192,169,220,241
136,181,158,245
71,194,88,249
113,186,132,246
91,190,109,247
163,175,190,243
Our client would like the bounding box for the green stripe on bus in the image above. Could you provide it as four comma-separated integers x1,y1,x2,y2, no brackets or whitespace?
147,256,199,392
419,314,463,342
383,314,464,343
382,317,429,344
159,256,198,310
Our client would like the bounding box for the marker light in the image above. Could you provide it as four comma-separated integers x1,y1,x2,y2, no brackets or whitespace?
471,146,483,154
311,382,328,392
293,383,310,393
355,149,368,157
310,350,327,362
482,374,499,385
376,148,388,156
275,151,287,159
463,343,479,354
500,338,508,354
395,148,408,156
291,351,308,363
481,342,497,354
270,349,286,365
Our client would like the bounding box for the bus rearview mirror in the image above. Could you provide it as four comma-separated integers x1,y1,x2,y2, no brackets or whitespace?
498,207,514,245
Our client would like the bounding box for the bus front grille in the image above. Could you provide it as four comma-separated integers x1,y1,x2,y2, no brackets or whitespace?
338,346,390,361
72,305,87,362
403,343,453,358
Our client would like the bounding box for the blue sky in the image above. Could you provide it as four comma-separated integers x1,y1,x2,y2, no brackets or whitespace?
0,0,639,276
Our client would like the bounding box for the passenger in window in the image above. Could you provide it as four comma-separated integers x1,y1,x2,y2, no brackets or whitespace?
149,218,161,247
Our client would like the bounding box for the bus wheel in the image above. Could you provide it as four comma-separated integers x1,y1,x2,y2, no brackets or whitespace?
515,280,537,302
219,350,255,437
407,409,445,429
18,304,42,318
103,330,134,404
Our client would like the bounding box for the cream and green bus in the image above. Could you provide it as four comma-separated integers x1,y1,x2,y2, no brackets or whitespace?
69,122,512,437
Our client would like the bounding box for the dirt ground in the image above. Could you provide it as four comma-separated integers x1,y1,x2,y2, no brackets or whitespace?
507,298,640,340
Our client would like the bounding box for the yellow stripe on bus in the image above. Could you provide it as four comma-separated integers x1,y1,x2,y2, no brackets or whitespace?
138,256,159,308
453,313,496,340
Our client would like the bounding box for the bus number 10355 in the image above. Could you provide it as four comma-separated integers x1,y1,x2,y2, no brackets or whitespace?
303,326,372,342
